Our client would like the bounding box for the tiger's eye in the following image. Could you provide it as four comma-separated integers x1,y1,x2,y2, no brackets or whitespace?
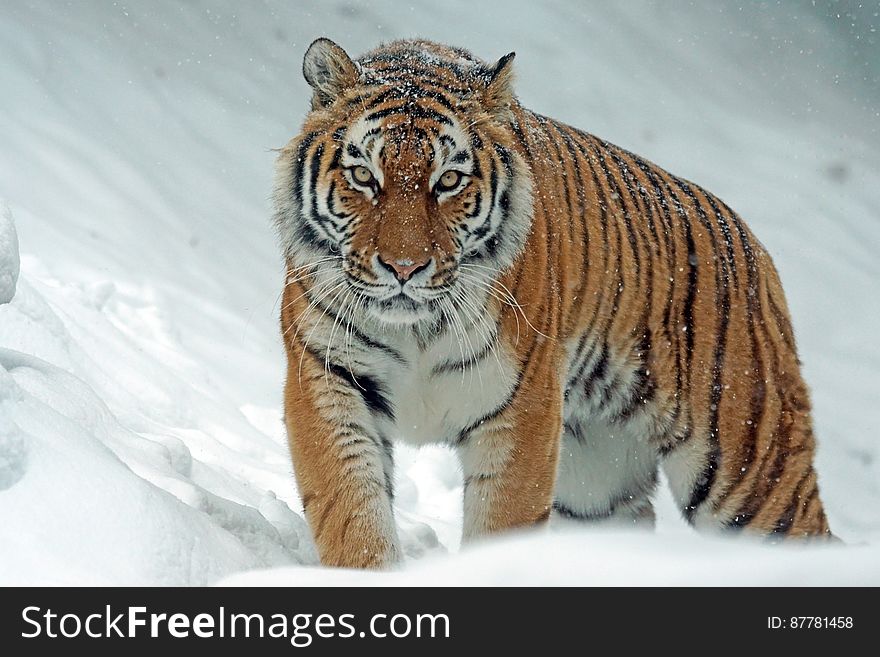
437,170,462,191
352,166,374,185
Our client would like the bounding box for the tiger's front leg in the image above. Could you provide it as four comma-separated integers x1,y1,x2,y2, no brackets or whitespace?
456,369,563,541
283,350,400,569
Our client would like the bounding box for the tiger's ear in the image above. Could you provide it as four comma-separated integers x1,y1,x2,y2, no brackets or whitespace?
303,38,359,109
479,52,516,119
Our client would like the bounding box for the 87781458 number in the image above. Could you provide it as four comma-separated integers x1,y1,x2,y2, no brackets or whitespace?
768,617,853,629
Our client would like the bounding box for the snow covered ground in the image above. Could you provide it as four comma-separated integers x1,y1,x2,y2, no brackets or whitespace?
1,1,878,585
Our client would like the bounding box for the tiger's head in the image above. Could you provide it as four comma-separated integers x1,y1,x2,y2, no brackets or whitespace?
274,38,534,326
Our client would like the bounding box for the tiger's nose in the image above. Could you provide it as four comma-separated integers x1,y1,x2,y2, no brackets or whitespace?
378,255,431,282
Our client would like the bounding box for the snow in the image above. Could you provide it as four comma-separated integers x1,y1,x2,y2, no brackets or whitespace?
0,205,19,305
1,1,878,586
222,529,877,587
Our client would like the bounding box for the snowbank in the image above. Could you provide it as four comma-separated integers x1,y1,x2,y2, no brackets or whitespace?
0,268,317,585
222,529,880,587
0,1,878,585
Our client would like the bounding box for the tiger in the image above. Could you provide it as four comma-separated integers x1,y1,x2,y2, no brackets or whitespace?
273,37,833,568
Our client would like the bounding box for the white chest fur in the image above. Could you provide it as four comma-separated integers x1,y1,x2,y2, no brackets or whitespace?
373,327,517,446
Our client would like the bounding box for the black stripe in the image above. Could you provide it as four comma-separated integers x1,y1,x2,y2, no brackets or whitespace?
631,156,682,427
365,85,458,113
335,421,374,439
553,472,656,521
664,182,697,435
563,421,586,445
326,360,394,419
556,125,590,301
380,434,395,501
581,344,609,399
552,500,612,522
727,510,755,529
590,139,641,287
772,470,814,535
365,103,452,125
464,190,483,220
604,145,658,340
509,113,533,161
613,330,656,422
566,335,597,391
284,132,324,252
361,71,471,96
716,197,768,514
291,132,320,206
306,143,343,243
324,182,350,225
581,141,623,323
682,419,722,522
302,288,408,365
677,181,729,523
438,134,456,152
328,146,343,171
405,125,431,145
301,346,394,420
456,371,523,445
705,191,739,289
563,135,612,384
493,143,513,175
430,331,497,376
536,118,577,271
658,427,692,456
469,146,483,179
601,152,659,420
469,159,499,242
360,53,473,84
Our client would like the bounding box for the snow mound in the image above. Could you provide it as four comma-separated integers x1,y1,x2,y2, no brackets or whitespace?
0,272,316,584
0,204,18,304
222,528,880,587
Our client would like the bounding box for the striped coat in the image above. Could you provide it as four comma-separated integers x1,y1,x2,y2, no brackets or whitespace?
274,38,832,568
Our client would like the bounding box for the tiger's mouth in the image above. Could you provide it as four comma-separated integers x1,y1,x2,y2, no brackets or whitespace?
340,255,462,325
378,293,422,311
366,292,438,325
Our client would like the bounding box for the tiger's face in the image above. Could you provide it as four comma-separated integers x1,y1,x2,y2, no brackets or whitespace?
321,113,519,325
274,39,533,326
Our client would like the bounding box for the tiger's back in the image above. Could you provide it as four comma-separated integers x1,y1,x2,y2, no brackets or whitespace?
275,38,831,568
